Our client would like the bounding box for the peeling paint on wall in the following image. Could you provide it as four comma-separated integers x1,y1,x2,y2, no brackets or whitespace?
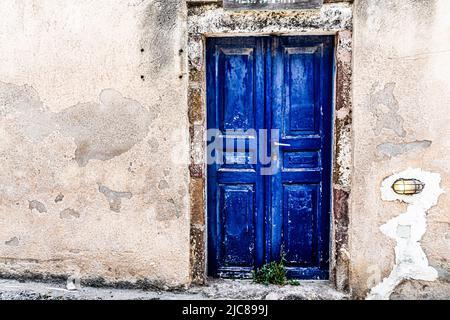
5,237,19,247
56,89,152,167
367,168,444,300
28,200,47,213
98,185,133,213
60,208,80,219
368,82,406,137
0,82,54,142
0,82,153,167
377,140,432,158
54,193,65,203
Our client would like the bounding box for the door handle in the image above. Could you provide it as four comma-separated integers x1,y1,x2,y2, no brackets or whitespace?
273,142,291,147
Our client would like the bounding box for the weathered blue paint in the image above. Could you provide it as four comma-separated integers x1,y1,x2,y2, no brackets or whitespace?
207,36,334,279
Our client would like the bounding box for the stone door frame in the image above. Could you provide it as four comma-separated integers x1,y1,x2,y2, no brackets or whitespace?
187,1,353,292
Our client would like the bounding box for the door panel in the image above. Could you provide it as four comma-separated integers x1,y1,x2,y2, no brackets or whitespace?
221,48,255,132
285,47,318,135
219,184,255,266
207,37,265,278
207,36,333,279
271,36,333,279
282,184,319,266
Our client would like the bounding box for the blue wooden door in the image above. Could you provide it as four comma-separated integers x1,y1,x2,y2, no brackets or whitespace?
207,36,333,279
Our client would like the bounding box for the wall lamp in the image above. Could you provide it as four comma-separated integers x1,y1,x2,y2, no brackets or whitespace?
392,178,425,196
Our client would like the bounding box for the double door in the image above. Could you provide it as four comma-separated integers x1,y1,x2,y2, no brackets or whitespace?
207,36,334,279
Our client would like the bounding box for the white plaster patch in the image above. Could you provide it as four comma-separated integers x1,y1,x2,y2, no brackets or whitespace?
367,168,444,300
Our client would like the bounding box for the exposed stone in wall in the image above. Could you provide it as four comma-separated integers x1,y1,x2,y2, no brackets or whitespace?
332,188,350,291
329,29,353,292
333,30,353,190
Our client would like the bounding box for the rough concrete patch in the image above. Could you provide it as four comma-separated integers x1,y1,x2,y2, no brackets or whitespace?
98,185,133,213
367,168,444,300
56,89,152,167
28,200,47,213
5,237,19,247
368,82,406,137
60,208,80,219
377,140,432,158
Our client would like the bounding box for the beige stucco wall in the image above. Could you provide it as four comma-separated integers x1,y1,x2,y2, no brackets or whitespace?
0,0,190,288
351,0,450,298
0,0,449,299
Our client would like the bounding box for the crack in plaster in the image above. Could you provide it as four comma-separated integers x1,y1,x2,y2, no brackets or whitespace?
367,168,444,300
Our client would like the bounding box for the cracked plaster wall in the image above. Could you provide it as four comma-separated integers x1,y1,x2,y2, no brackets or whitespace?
351,0,450,298
0,0,449,298
0,0,190,288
